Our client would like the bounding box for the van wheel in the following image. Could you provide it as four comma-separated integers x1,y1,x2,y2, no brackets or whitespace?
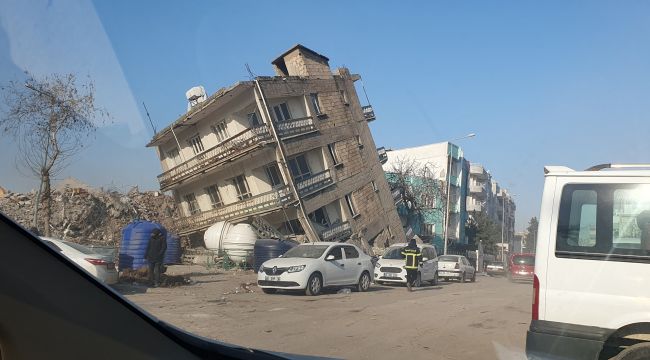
305,273,322,296
460,272,466,283
357,271,371,292
612,342,650,360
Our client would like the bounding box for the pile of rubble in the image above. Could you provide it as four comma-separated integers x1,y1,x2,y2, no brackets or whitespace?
0,185,179,247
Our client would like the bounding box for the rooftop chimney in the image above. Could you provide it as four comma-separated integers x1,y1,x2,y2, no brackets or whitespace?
271,44,332,79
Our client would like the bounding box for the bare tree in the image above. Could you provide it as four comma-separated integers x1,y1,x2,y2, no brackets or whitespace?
387,157,447,235
1,73,108,236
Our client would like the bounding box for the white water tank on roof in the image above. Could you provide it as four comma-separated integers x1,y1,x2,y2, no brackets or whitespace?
222,224,258,265
186,86,207,111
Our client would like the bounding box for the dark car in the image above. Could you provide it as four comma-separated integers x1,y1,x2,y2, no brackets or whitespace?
507,253,534,281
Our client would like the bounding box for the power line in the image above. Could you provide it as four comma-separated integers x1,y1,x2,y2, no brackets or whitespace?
142,102,157,135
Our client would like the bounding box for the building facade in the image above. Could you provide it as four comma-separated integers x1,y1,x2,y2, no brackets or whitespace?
147,45,405,251
382,141,469,251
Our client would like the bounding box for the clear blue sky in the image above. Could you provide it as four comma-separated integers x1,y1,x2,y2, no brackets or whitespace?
1,0,650,230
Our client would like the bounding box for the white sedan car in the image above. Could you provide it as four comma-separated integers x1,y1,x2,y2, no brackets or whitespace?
374,243,439,286
41,237,119,285
437,255,476,283
257,242,374,296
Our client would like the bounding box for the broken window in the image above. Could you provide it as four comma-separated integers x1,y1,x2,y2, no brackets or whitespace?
345,193,358,217
188,134,204,155
205,185,223,209
265,163,284,188
166,147,181,166
287,154,311,182
273,102,292,122
211,121,229,142
371,181,379,192
309,207,331,227
232,174,251,201
310,93,322,115
184,193,200,215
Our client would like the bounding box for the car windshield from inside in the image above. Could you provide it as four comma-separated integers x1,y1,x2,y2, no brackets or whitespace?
438,255,460,262
382,246,406,259
282,245,330,259
512,255,535,266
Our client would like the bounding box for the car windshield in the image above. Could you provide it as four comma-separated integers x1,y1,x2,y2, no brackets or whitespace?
438,256,460,262
512,256,535,266
488,262,504,267
382,246,406,259
281,245,329,259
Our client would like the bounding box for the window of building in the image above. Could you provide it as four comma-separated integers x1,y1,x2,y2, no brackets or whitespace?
327,143,340,165
556,184,650,262
356,135,363,148
422,223,436,237
310,93,322,115
343,246,359,259
232,174,252,201
265,163,284,188
340,90,349,105
371,181,379,192
205,185,223,209
184,193,200,215
273,102,292,122
287,154,311,182
345,193,359,217
211,121,229,142
188,134,204,155
247,112,262,127
166,147,181,166
309,208,331,227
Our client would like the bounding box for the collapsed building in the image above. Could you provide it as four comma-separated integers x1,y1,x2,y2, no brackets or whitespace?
147,44,405,253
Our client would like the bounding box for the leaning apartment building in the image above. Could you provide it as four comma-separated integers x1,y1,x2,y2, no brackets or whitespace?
147,45,405,252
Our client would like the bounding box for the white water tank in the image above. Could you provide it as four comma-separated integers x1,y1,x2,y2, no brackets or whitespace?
204,221,233,251
222,224,258,265
186,86,207,111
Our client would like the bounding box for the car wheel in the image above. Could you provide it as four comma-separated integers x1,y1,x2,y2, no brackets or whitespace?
612,342,650,360
471,272,476,282
460,272,466,283
305,273,322,296
414,272,422,287
430,272,438,286
357,271,371,292
262,288,277,294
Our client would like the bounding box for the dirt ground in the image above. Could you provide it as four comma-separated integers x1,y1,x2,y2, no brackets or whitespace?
116,265,531,360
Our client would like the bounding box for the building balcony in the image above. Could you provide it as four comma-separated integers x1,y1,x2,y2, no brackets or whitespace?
466,201,483,212
175,186,295,235
319,221,352,242
469,183,487,198
295,169,334,197
377,147,388,164
362,105,376,122
158,126,273,191
275,116,318,139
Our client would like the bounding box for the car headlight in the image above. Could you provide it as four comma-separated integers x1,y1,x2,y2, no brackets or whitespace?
287,265,306,273
375,262,381,268
259,264,264,273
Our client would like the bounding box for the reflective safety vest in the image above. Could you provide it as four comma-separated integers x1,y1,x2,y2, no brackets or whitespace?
401,247,422,270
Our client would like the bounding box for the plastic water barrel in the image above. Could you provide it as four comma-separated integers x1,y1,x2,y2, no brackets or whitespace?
204,221,233,251
164,233,181,265
222,223,258,265
118,221,166,271
254,239,299,272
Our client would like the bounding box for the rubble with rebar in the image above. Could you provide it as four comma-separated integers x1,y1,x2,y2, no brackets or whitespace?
0,185,180,247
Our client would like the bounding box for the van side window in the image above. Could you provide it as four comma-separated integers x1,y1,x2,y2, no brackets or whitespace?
556,184,650,261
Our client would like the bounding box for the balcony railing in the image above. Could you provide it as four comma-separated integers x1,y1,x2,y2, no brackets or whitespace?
158,126,272,190
362,105,376,121
469,183,487,197
377,147,388,164
295,169,334,197
275,116,317,139
176,186,295,235
320,221,352,242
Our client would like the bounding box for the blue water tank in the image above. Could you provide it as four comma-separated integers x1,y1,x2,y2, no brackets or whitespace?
164,233,182,265
119,221,167,271
254,239,299,272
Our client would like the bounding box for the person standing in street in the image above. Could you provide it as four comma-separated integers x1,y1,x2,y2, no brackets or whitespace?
401,238,422,292
146,228,167,287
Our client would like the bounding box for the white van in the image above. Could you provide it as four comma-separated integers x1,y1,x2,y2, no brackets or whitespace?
527,164,650,359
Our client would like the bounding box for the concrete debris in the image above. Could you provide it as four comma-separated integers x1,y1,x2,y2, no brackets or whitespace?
0,187,180,247
222,282,256,295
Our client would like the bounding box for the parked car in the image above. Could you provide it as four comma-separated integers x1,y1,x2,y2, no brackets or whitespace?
507,253,534,281
486,261,505,276
257,242,373,296
374,243,438,287
40,237,118,285
527,164,650,359
437,255,475,282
